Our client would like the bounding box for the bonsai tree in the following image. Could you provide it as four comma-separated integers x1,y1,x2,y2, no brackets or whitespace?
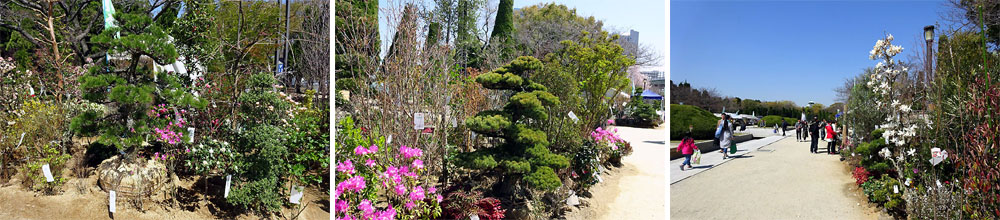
460,56,569,191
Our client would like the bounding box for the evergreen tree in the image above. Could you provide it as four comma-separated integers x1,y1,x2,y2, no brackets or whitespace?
455,0,483,68
489,0,515,59
227,73,291,213
75,12,205,152
459,56,569,191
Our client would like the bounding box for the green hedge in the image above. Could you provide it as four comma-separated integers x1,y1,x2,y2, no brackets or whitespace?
760,115,798,127
670,104,719,140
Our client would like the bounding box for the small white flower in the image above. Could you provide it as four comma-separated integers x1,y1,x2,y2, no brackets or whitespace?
209,148,214,154
880,147,892,158
907,148,916,156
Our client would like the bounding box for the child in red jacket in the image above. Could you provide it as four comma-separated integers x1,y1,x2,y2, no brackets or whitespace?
677,133,698,170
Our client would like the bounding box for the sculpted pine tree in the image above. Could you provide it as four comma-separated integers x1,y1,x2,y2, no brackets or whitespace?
460,56,569,191
74,12,205,152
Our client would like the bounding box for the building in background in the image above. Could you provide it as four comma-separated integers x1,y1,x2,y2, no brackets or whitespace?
619,29,639,57
642,70,665,95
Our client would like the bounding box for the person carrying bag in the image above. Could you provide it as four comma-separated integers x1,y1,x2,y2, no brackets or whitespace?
717,114,735,159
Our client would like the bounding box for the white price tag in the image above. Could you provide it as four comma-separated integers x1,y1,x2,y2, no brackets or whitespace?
936,180,942,188
224,175,231,198
386,135,393,145
414,113,425,130
567,111,579,122
905,178,911,186
290,185,304,204
109,190,117,213
187,127,196,143
29,87,35,96
451,118,458,128
42,164,54,182
894,185,899,194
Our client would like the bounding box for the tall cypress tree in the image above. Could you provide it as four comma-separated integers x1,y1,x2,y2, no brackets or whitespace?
489,0,516,60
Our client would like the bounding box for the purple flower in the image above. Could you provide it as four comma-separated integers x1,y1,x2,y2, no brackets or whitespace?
913,168,919,174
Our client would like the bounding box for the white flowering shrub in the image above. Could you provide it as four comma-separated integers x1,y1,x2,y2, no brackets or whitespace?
866,34,929,150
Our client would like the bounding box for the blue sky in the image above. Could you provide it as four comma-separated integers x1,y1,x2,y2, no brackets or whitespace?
671,0,952,106
377,0,666,71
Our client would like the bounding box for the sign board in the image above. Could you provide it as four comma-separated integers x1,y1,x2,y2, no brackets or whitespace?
413,113,425,130
42,164,54,182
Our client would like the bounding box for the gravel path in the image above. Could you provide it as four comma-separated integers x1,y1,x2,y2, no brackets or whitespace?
670,137,882,219
565,124,666,219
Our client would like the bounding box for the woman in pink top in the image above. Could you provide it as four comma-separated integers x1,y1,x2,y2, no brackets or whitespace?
825,120,837,154
677,133,698,171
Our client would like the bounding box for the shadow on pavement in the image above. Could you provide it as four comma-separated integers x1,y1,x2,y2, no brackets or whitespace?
644,140,665,145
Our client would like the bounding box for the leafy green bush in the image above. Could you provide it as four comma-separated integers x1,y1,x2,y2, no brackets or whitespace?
20,144,71,194
459,56,569,191
621,92,661,128
227,73,291,213
760,115,797,127
285,90,330,187
670,104,719,140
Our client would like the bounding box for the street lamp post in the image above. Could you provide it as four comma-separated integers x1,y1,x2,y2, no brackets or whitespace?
924,25,935,88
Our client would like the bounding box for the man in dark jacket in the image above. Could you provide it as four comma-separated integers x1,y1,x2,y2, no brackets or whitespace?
809,117,821,153
781,119,788,136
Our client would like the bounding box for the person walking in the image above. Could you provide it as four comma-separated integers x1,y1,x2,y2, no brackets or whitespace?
826,120,838,154
717,114,735,159
781,119,788,136
677,133,698,171
809,117,820,153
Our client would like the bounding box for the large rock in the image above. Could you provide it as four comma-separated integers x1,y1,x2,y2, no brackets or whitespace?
97,155,170,197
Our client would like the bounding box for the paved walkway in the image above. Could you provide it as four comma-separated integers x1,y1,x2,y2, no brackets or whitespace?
670,135,785,184
670,137,879,219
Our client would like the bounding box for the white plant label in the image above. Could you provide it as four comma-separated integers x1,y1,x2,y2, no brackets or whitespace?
17,132,25,147
451,118,458,128
187,127,196,143
905,178,911,186
386,135,393,145
224,175,231,198
42,164,54,182
413,113,425,130
471,132,477,140
469,214,480,220
936,180,943,188
930,147,947,166
894,185,899,194
29,87,34,96
290,185,304,204
109,190,117,213
567,111,579,122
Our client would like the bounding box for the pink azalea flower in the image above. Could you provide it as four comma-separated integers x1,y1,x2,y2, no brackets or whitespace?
404,201,416,210
394,184,407,195
409,186,426,201
337,160,356,174
358,199,375,215
335,200,349,213
366,159,376,167
436,194,443,203
354,145,370,155
428,186,437,194
412,159,424,170
607,119,615,124
368,144,378,153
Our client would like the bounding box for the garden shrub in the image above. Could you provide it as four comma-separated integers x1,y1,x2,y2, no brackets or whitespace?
669,104,719,140
620,90,661,128
20,144,71,194
285,90,330,188
458,56,569,191
227,73,290,213
334,116,443,219
441,190,505,220
760,115,797,127
571,139,601,191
